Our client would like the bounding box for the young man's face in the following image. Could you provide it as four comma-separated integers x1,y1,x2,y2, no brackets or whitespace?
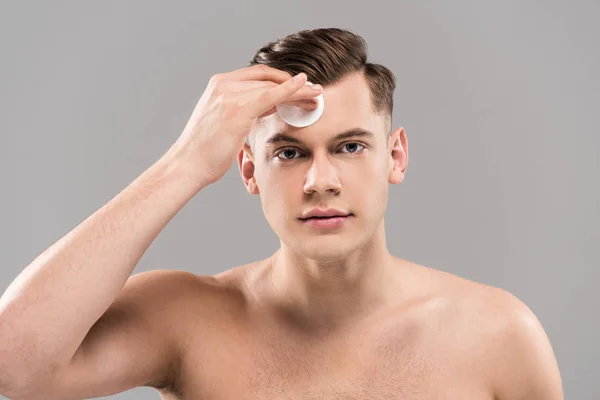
239,71,407,260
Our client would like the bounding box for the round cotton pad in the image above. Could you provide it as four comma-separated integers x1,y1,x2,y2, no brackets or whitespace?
276,81,324,128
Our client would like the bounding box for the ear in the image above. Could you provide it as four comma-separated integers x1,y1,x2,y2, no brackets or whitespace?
388,127,408,184
238,142,260,195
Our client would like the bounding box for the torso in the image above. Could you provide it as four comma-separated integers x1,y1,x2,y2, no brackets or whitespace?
158,257,501,399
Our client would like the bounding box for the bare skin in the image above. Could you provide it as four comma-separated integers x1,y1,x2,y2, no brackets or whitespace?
148,255,544,400
152,70,563,399
0,66,562,400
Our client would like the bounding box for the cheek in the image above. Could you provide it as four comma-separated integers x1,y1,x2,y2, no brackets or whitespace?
360,162,390,212
259,181,296,220
355,157,388,184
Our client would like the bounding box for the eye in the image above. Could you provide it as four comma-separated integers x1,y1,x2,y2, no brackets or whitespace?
276,148,302,160
340,142,365,154
275,142,366,161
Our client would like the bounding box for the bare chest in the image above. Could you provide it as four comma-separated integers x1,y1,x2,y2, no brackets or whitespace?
173,318,492,400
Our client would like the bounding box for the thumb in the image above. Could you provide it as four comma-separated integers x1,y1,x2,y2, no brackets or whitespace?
251,72,307,117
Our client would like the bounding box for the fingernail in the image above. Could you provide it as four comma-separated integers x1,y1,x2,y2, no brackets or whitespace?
293,73,305,83
310,84,322,91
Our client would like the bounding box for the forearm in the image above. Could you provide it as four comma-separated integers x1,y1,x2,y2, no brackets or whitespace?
0,148,208,380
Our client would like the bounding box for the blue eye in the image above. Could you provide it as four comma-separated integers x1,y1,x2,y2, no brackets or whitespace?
275,143,365,160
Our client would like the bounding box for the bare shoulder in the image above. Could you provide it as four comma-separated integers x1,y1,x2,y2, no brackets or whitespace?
125,269,222,314
408,261,563,399
129,268,214,293
400,260,539,353
404,260,526,315
129,268,246,315
123,269,222,346
411,261,549,338
122,268,244,348
124,269,243,396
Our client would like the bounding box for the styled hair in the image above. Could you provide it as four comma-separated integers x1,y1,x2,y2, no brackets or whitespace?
246,27,396,148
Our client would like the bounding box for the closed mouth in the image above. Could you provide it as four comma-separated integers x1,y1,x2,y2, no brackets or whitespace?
300,214,352,220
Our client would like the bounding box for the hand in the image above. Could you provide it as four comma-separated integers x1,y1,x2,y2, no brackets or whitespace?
167,65,323,185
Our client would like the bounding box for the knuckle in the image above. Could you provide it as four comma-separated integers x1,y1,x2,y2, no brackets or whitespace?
220,92,232,102
209,73,224,85
217,93,241,111
209,75,230,95
255,64,269,72
212,78,226,92
257,90,272,104
214,93,228,107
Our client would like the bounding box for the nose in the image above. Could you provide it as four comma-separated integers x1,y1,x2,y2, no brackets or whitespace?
302,154,342,195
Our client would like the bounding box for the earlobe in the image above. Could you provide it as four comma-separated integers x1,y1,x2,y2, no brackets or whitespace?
248,178,260,195
388,127,408,184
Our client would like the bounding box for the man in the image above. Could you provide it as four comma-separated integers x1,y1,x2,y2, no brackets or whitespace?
0,28,563,399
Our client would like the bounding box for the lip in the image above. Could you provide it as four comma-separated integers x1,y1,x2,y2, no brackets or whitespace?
300,214,352,229
300,208,351,219
301,214,352,229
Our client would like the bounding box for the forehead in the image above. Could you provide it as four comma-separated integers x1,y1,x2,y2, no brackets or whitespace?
255,71,382,145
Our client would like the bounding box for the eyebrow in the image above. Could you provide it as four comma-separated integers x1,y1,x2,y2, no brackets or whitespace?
265,128,377,147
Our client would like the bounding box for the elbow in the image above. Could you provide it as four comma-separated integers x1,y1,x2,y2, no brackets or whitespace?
0,380,30,400
0,359,59,400
0,375,55,400
0,371,33,400
0,333,63,400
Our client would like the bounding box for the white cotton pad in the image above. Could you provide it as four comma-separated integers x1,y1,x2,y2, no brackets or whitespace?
276,81,324,128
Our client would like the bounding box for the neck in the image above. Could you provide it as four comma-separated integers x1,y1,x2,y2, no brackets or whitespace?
254,222,403,331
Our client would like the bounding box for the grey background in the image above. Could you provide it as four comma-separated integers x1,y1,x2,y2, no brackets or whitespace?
1,1,598,399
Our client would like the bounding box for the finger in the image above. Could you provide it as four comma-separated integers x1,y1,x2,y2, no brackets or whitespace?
290,83,323,101
220,79,322,102
227,73,322,118
258,106,277,119
222,64,294,84
227,72,308,117
281,99,319,109
257,97,318,119
250,82,321,102
219,80,273,93
251,73,317,117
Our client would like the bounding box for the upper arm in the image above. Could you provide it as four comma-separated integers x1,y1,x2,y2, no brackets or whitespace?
489,290,564,400
15,269,199,400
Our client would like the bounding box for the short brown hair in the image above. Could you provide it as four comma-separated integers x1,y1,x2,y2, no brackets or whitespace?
247,27,396,147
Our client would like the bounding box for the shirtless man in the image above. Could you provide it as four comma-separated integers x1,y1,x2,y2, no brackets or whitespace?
0,28,563,400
